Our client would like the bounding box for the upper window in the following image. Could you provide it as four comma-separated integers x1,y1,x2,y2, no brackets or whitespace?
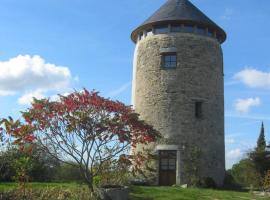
154,25,169,34
162,53,177,69
197,27,206,35
207,30,214,37
139,32,144,40
146,29,152,36
182,25,194,33
171,25,181,32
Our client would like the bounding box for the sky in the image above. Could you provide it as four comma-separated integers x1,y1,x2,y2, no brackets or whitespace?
0,0,269,169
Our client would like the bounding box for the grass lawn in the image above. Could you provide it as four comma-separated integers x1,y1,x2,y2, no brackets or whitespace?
0,183,269,200
129,186,270,200
0,182,86,191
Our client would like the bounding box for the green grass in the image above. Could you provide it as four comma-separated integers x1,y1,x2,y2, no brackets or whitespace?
0,182,86,191
129,186,270,200
0,183,269,200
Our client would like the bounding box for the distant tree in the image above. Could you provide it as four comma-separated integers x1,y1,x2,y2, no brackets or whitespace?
230,158,262,188
256,122,266,152
54,162,83,182
250,123,270,180
0,89,160,193
0,146,19,182
230,123,270,189
0,145,59,182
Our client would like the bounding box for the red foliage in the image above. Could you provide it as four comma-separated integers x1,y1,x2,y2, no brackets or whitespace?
1,89,160,172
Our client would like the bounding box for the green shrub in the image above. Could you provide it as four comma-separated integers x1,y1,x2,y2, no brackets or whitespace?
0,187,95,200
201,177,217,189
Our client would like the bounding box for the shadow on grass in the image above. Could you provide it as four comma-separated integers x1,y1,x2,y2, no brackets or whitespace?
217,186,250,193
129,186,154,200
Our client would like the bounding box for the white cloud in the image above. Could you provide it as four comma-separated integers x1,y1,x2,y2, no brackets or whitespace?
234,68,270,89
0,90,15,96
221,8,234,20
234,97,261,113
107,82,131,98
226,148,244,169
0,55,73,96
50,92,71,102
226,148,243,160
225,136,235,145
18,90,45,105
225,112,270,121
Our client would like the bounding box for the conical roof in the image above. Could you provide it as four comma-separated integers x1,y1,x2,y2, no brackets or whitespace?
131,0,226,43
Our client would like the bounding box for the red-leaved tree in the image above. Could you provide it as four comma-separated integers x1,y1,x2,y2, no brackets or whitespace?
0,89,160,192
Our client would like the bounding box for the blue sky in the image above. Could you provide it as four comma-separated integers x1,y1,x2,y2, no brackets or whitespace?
0,0,269,169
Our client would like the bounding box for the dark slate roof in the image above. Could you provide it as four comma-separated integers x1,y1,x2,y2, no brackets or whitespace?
131,0,226,43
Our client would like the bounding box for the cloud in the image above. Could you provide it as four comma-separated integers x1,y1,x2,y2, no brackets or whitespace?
234,97,261,113
107,82,131,98
226,148,244,169
225,136,235,145
234,68,270,89
50,92,71,102
0,55,73,96
224,80,239,87
221,8,234,20
225,112,270,121
18,90,45,105
226,148,243,160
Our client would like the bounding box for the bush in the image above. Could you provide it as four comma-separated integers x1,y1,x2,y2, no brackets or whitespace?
0,146,59,183
200,177,217,189
223,170,241,190
231,159,262,188
54,163,84,183
0,187,94,200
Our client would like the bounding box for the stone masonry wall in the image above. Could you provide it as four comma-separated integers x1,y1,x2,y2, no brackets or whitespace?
132,32,225,186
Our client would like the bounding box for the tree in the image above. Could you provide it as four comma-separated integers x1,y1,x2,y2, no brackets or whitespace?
247,122,270,188
256,122,266,152
0,145,60,182
0,89,160,192
230,158,262,188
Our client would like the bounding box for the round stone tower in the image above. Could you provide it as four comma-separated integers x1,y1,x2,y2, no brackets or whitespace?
131,0,226,186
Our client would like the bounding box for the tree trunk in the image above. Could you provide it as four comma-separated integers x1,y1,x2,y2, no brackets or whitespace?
84,170,94,193
87,183,94,193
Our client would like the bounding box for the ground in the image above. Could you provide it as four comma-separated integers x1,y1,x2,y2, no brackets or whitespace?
0,183,269,200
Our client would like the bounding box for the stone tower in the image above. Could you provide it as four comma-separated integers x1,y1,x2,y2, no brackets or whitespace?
131,0,226,186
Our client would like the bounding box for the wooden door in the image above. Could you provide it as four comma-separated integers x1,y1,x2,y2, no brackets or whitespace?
159,150,176,186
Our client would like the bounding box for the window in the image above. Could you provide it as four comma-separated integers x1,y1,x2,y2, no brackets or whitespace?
154,25,169,34
162,53,177,69
207,30,214,37
195,101,203,119
182,25,194,33
197,27,206,35
146,29,152,36
139,32,144,40
171,25,181,32
159,151,176,171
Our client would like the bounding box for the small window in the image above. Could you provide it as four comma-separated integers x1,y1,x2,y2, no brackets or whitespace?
171,25,181,32
182,25,194,33
146,29,152,36
197,27,206,35
207,30,214,37
195,101,203,119
162,53,177,69
154,25,169,34
139,32,144,40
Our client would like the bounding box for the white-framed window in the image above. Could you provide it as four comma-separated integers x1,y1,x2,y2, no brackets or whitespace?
162,53,177,69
